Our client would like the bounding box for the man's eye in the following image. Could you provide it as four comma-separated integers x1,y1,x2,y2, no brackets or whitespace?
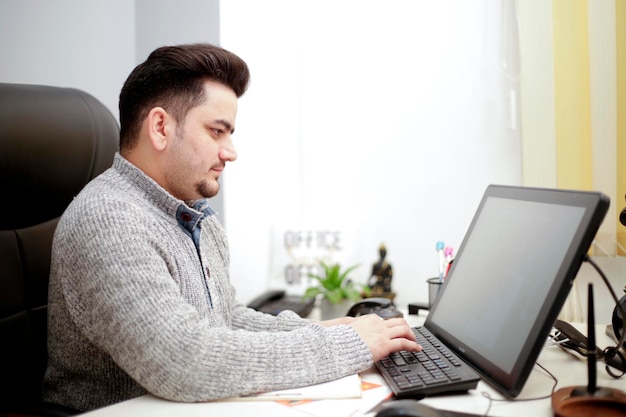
212,128,223,136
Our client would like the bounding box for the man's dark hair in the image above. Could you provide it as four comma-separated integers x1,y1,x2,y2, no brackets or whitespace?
118,43,250,150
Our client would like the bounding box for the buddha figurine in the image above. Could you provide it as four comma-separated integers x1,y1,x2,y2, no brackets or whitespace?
368,244,395,298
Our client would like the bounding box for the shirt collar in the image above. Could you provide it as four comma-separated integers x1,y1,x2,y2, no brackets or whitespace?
176,200,215,234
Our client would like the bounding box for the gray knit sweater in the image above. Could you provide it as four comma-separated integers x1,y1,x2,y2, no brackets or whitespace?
43,154,372,412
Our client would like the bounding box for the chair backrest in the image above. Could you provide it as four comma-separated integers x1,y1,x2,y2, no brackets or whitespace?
0,83,119,410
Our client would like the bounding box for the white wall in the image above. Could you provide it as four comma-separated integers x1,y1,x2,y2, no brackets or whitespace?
135,0,220,62
0,0,135,119
220,1,523,308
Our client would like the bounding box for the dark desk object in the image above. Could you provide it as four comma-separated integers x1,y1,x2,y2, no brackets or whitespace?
347,297,403,319
248,290,315,317
409,275,446,315
0,83,119,416
376,399,483,417
408,302,430,315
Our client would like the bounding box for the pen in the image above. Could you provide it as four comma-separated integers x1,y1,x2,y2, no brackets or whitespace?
436,241,445,283
443,246,453,280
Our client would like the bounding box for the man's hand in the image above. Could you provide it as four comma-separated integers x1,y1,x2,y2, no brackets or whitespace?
348,314,421,362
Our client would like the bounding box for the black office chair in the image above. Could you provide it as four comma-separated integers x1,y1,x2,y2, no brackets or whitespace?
0,83,119,416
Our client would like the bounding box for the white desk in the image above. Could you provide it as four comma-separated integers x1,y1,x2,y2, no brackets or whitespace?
81,313,624,417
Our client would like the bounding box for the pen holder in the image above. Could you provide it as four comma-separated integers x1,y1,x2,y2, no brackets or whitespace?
426,277,443,308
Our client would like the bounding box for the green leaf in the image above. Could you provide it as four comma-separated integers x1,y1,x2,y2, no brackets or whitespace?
343,286,362,301
303,261,363,303
338,263,360,282
303,287,321,300
325,288,344,304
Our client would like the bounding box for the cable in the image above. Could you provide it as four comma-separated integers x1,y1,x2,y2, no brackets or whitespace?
583,255,626,377
479,362,558,416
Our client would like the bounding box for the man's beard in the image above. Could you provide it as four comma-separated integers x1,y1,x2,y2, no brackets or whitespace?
196,179,220,199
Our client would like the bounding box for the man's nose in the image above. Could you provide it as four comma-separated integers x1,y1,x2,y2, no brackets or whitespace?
219,138,237,162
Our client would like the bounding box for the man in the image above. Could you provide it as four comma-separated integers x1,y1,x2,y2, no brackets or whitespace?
43,43,420,412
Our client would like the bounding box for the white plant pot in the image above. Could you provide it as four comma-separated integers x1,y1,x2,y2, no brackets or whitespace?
320,298,353,320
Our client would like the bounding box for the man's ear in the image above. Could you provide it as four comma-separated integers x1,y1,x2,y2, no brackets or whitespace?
146,107,173,152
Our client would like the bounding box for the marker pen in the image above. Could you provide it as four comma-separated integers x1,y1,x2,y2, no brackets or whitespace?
443,246,453,279
436,241,445,283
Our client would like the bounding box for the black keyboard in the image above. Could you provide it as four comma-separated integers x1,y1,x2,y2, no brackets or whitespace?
376,327,480,397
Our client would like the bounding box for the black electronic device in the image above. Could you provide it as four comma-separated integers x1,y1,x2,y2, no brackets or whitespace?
554,318,626,373
613,192,626,354
247,289,315,318
375,399,483,417
612,288,626,348
604,325,626,373
376,185,609,399
347,297,403,319
553,319,600,357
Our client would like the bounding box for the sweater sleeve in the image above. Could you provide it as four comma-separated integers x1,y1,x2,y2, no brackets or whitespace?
229,302,313,331
53,193,372,404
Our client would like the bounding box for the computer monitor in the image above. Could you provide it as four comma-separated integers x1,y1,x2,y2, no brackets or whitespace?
425,184,610,397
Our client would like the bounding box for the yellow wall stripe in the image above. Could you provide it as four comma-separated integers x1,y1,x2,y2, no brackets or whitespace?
552,0,593,190
617,0,626,253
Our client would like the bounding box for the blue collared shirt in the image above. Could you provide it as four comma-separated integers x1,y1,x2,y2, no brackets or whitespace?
176,199,216,305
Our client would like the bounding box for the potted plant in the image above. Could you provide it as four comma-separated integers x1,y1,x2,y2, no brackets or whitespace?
303,261,368,320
